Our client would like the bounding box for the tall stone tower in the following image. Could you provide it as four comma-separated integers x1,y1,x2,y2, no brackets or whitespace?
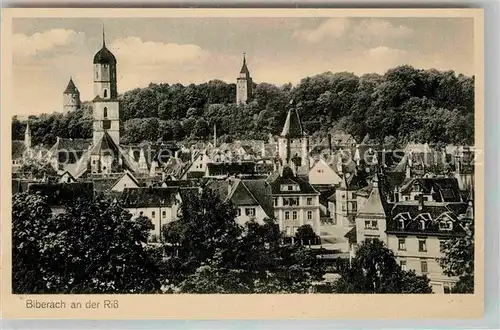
236,53,253,104
92,29,120,146
63,77,81,113
278,101,310,176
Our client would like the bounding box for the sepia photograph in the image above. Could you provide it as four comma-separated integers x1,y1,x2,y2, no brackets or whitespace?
2,8,484,319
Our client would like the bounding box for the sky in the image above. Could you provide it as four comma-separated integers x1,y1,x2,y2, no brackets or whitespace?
12,17,474,116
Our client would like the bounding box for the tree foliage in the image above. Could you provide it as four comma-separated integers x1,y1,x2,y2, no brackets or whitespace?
161,190,325,293
13,66,474,146
439,223,474,293
12,193,162,294
334,239,432,293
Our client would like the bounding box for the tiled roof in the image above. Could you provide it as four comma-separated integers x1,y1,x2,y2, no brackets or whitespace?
208,178,274,218
240,179,274,218
63,78,79,94
90,131,120,156
356,182,385,218
120,187,180,208
27,182,94,207
386,201,470,237
280,108,304,138
344,226,357,243
206,162,256,177
399,177,462,202
267,166,319,195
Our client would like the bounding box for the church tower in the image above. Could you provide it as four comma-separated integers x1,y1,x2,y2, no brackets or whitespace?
63,77,81,113
92,29,120,146
277,100,310,176
236,53,253,104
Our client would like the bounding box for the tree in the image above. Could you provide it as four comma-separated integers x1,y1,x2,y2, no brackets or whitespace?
19,159,58,181
334,239,432,293
12,193,162,294
439,223,474,293
294,224,318,246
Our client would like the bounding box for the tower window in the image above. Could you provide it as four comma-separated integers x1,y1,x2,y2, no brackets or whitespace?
103,107,108,118
104,89,108,98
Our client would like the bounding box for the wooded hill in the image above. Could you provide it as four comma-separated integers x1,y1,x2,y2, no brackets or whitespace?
12,65,474,147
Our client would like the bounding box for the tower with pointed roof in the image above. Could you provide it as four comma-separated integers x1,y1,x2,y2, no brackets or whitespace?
236,53,253,104
277,100,310,176
63,77,81,113
92,28,120,146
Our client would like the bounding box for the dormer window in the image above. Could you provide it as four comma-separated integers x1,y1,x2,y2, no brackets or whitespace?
420,220,426,230
439,221,453,231
399,219,405,229
281,184,299,192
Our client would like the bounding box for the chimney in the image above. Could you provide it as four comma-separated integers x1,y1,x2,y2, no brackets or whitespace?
328,133,333,154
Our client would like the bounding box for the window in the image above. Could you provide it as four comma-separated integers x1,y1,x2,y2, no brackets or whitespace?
341,203,346,211
444,284,452,294
352,193,356,199
162,211,166,218
399,219,405,229
245,208,256,216
273,198,278,206
398,238,406,251
237,209,241,217
365,220,378,229
420,260,428,274
400,260,407,271
103,120,111,130
351,202,357,212
96,70,99,79
104,89,108,98
285,211,290,220
420,220,426,230
151,211,156,218
307,211,313,220
317,169,323,173
307,198,313,205
103,107,108,118
405,196,409,201
292,211,298,220
439,221,453,231
418,239,427,252
288,185,293,191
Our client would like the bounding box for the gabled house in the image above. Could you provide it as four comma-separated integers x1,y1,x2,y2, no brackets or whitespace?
266,165,321,236
308,158,343,186
120,187,196,242
209,178,274,227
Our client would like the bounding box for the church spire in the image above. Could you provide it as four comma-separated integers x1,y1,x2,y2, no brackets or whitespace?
102,25,106,48
240,52,249,75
